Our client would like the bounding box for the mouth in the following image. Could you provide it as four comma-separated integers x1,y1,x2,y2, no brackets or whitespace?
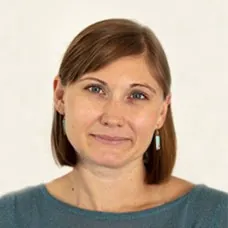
90,134,130,145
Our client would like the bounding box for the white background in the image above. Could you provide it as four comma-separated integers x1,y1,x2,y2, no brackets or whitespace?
0,0,227,196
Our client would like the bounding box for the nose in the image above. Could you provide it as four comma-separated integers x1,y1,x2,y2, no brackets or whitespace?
100,100,125,127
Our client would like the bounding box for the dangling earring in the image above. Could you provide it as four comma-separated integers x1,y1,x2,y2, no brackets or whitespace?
155,129,161,150
62,117,66,135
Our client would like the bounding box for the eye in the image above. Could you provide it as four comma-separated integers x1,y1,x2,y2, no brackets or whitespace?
130,91,148,100
84,84,104,94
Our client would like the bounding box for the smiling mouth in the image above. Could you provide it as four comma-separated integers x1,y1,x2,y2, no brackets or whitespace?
90,134,130,145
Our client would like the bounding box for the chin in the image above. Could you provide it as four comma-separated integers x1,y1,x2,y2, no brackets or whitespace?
88,153,130,169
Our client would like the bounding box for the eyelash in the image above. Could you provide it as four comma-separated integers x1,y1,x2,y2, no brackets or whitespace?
83,84,149,100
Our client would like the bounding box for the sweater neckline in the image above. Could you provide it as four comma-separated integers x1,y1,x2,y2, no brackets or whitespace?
39,183,205,220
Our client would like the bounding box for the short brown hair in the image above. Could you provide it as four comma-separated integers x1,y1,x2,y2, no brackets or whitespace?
51,18,177,184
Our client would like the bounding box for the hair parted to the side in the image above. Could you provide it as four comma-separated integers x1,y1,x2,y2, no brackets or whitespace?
51,18,177,185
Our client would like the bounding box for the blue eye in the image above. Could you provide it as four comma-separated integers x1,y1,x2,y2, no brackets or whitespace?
84,84,104,94
130,91,148,100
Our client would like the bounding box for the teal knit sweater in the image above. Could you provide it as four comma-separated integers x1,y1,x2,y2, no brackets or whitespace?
0,183,227,227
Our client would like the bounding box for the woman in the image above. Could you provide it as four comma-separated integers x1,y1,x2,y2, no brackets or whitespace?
0,18,227,227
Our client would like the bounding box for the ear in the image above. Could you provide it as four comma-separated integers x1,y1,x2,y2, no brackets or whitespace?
156,94,171,129
53,75,65,115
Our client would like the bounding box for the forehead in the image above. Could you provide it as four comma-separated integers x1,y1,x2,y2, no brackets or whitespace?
81,56,160,89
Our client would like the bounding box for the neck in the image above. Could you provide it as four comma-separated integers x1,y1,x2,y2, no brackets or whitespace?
69,160,156,212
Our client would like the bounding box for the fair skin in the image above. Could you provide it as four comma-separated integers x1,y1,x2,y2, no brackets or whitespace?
47,55,194,212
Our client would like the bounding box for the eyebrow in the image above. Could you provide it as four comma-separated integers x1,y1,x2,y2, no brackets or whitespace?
78,77,157,94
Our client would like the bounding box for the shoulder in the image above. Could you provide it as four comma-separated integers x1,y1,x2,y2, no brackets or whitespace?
166,177,228,226
190,184,228,207
168,177,228,207
0,190,16,227
188,184,228,226
0,184,44,227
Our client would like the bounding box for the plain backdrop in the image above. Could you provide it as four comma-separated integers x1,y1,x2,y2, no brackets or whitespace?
0,0,227,196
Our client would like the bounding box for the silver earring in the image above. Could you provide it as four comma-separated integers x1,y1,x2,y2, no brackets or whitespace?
155,129,161,150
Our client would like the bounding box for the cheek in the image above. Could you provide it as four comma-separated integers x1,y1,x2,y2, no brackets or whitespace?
132,111,159,140
64,97,102,151
65,96,101,128
135,115,156,130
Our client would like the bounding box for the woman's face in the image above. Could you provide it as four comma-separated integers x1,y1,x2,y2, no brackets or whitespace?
54,55,170,168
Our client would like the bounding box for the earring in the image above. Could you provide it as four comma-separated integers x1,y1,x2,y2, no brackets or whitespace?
155,129,161,150
62,118,66,135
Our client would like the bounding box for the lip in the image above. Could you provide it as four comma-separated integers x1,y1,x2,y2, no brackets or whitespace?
90,134,130,145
